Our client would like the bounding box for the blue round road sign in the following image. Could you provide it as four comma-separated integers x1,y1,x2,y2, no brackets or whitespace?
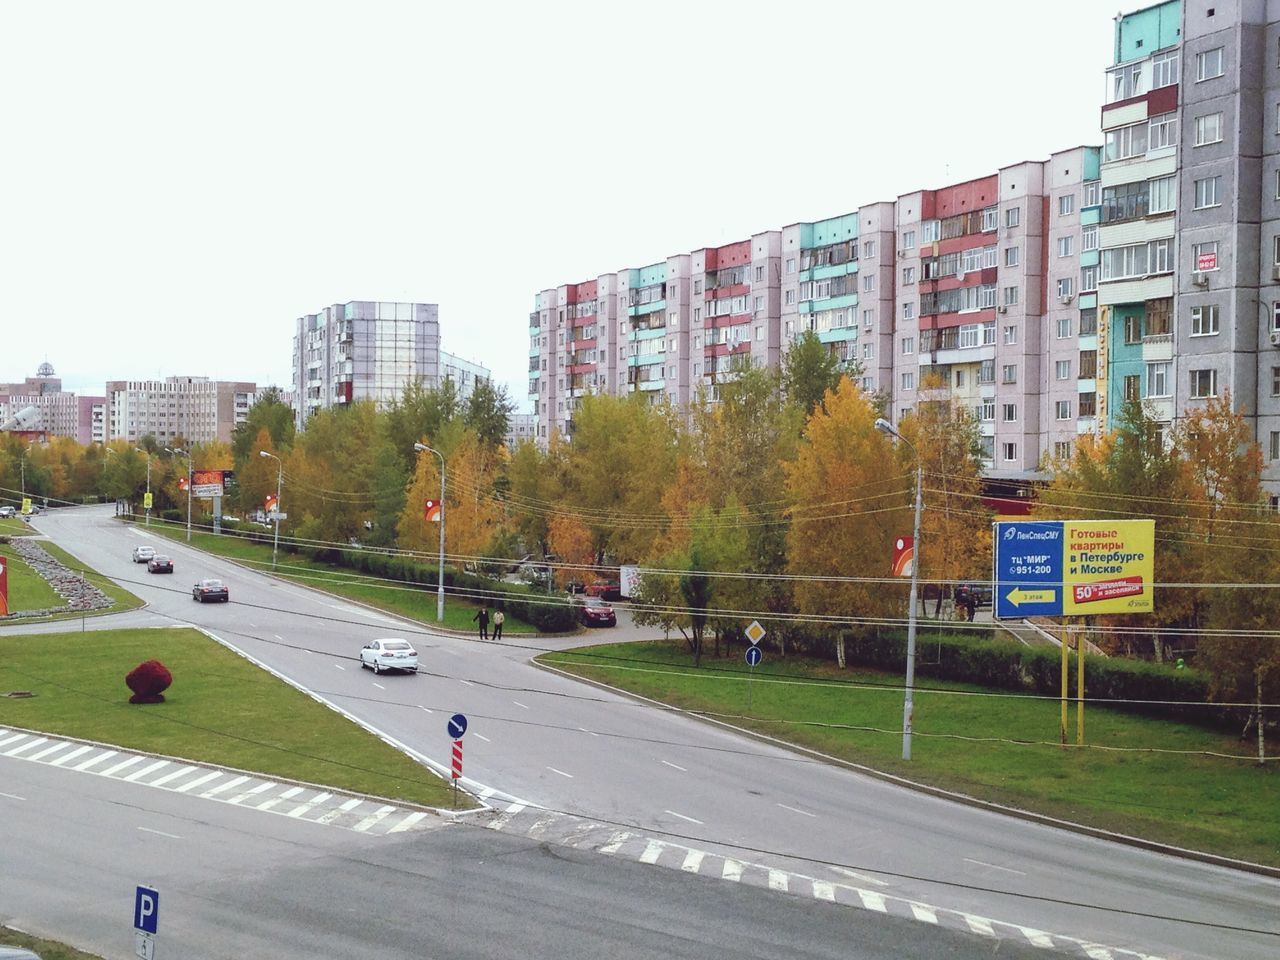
448,713,468,738
744,646,763,667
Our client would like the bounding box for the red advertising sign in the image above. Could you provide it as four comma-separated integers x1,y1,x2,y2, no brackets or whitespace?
1196,252,1217,272
0,556,8,615
1071,576,1144,605
890,536,914,577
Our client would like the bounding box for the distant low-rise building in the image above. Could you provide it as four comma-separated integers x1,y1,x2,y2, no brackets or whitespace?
505,413,537,448
0,363,104,444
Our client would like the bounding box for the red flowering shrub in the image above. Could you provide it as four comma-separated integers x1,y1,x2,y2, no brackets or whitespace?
126,660,172,704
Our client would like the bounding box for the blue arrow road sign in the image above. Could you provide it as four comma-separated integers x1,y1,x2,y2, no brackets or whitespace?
994,521,1065,619
744,645,763,667
134,885,159,934
447,713,468,739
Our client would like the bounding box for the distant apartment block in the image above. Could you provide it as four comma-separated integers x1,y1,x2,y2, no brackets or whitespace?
525,1,1280,499
291,301,491,429
505,413,537,447
0,363,105,444
106,376,256,445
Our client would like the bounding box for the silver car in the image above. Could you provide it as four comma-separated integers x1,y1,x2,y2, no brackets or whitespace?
132,544,156,563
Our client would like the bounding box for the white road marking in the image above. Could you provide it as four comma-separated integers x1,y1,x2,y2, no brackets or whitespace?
473,733,491,743
546,766,573,778
285,792,332,818
680,850,704,873
5,737,48,757
661,760,687,772
227,782,276,805
512,700,529,709
27,742,74,762
768,869,789,892
639,840,665,864
49,745,92,767
858,891,888,912
663,810,702,825
351,805,397,832
910,903,938,924
334,664,345,671
460,679,475,687
965,916,996,937
812,881,836,901
776,802,816,818
372,683,385,690
137,827,182,840
303,648,314,655
963,858,1026,876
1083,947,1115,960
74,750,117,771
577,726,599,737
201,775,249,798
721,859,744,882
418,705,433,714
1018,927,1057,948
0,733,29,750
828,865,888,887
387,811,429,834
174,771,223,794
149,765,197,788
99,756,144,777
597,831,635,855
274,634,284,640
0,791,26,801
256,786,304,812
123,760,170,782
317,797,363,825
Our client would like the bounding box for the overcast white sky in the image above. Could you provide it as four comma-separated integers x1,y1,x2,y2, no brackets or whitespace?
1,1,1130,413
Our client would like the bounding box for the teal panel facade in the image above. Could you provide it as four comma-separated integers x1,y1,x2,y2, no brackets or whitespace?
1114,1,1180,63
629,299,666,317
800,294,859,314
809,213,859,248
1106,305,1145,429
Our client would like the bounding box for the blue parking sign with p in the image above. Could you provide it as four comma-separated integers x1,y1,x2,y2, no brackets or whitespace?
134,885,159,934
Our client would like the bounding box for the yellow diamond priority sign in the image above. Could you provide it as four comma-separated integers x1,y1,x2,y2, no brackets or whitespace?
744,620,766,645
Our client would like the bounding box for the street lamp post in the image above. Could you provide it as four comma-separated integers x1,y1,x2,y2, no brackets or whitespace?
414,442,446,623
258,450,283,570
135,449,152,526
165,447,193,542
875,417,924,761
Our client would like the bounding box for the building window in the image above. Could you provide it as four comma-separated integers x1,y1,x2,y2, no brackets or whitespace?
1196,47,1224,82
1057,316,1072,339
1152,50,1179,88
1084,181,1101,206
863,309,875,326
863,274,876,292
1004,286,1019,306
1192,240,1220,272
1192,304,1220,336
1002,442,1017,463
1081,265,1098,292
784,290,796,306
1149,111,1179,149
1001,364,1017,384
1272,365,1280,396
903,302,916,320
1006,207,1020,228
1058,236,1074,258
1056,359,1071,380
979,359,995,383
901,336,914,355
1195,112,1224,146
1059,195,1076,216
1146,361,1171,397
1005,246,1019,267
1081,228,1098,255
785,259,795,275
1123,375,1140,401
1272,431,1280,462
1105,121,1148,161
902,230,916,249
901,372,915,391
1149,175,1177,214
1055,400,1072,420
1002,402,1017,422
1194,176,1222,209
1152,237,1173,274
754,265,764,282
1003,324,1018,344
982,206,998,231
1079,392,1097,416
955,369,966,387
863,240,876,259
1057,278,1074,299
1124,314,1142,344
1190,368,1218,398
755,326,763,341
903,266,916,284
1079,350,1097,379
921,220,941,242
978,397,995,421
1274,301,1280,332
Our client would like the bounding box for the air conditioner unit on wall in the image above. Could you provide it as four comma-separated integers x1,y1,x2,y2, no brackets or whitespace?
1060,294,1074,305
1272,264,1280,281
997,305,1008,314
1192,273,1209,287
1271,330,1280,347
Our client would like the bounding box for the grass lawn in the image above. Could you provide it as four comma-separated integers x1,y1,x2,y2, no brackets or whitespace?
0,926,103,960
0,541,64,612
0,627,464,809
143,520,543,634
0,516,36,536
540,639,1280,867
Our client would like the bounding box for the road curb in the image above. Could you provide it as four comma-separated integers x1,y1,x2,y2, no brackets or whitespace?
532,656,1280,881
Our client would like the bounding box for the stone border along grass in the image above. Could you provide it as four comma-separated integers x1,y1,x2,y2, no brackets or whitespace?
0,537,113,621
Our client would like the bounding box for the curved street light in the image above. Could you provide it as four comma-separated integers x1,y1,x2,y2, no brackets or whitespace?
258,450,283,570
414,442,446,623
875,417,923,761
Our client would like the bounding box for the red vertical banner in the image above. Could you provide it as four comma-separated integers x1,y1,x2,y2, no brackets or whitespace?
451,739,463,779
0,556,8,615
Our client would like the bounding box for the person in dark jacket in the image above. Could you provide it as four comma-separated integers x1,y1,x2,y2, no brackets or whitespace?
472,607,490,639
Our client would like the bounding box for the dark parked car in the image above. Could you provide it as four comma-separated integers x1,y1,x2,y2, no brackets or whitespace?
147,555,174,574
579,596,617,627
193,578,229,603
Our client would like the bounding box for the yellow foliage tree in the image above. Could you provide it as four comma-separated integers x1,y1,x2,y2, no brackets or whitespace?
547,513,594,588
400,430,501,562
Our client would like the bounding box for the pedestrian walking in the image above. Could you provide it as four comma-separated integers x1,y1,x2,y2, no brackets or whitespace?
492,609,505,641
472,606,490,639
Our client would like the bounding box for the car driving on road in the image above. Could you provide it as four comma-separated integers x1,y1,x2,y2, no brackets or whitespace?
132,545,156,563
578,596,617,627
192,578,229,602
147,555,174,574
359,638,418,674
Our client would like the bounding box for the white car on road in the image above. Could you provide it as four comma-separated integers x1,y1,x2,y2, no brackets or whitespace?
359,638,418,675
132,545,156,563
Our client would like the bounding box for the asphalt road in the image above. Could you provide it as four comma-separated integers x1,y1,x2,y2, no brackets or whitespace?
5,505,1279,960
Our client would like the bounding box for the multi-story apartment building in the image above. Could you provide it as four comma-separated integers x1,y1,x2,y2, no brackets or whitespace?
0,364,105,444
105,377,255,445
291,301,489,430
524,2,1280,497
504,413,538,448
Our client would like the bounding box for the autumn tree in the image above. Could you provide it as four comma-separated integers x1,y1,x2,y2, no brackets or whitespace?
785,376,910,668
504,435,569,555
400,429,502,562
464,378,515,450
781,331,845,417
547,512,594,589
232,387,295,465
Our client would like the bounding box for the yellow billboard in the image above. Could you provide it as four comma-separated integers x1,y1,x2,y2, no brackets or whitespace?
1062,520,1154,615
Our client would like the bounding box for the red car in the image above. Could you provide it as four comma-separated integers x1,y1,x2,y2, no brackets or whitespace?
584,580,622,601
579,596,617,627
